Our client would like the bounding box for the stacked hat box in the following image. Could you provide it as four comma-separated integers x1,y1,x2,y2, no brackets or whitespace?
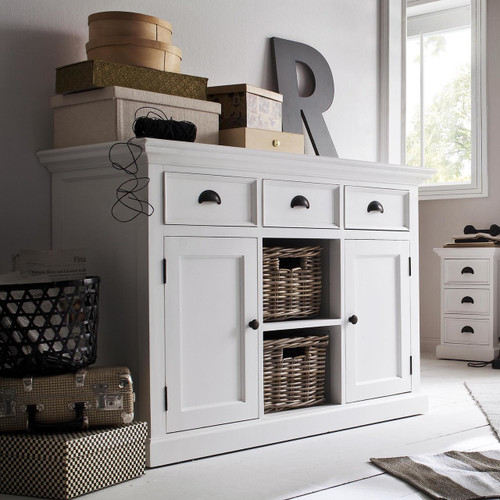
52,11,221,149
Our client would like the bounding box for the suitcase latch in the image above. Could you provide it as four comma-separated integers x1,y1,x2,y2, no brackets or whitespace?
23,377,33,392
118,373,132,388
92,382,123,411
75,369,87,388
0,389,16,418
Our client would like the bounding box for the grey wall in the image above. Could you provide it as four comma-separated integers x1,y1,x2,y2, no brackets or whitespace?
0,0,387,274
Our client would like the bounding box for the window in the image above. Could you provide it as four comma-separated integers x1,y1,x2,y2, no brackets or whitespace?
406,0,487,199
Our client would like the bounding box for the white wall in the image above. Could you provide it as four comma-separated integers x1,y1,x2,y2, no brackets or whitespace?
419,0,500,352
0,0,387,272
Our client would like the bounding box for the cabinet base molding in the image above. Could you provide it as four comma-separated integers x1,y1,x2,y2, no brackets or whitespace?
147,393,428,467
436,343,499,362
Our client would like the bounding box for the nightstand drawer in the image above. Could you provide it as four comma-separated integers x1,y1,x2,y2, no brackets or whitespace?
164,172,257,226
344,186,409,231
444,289,490,315
444,317,489,345
443,259,489,285
263,179,340,228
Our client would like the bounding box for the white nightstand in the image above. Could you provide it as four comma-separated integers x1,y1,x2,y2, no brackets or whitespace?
434,247,500,362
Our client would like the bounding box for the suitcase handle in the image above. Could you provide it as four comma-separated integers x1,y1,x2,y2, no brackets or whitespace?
26,402,89,432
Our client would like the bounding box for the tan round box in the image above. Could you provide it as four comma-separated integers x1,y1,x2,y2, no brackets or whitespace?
86,36,182,72
88,11,173,43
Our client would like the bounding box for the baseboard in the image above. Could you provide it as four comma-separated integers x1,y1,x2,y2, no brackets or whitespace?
420,337,439,354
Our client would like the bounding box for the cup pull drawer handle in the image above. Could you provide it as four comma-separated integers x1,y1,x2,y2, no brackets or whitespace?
461,266,474,274
290,195,310,209
461,296,474,304
367,200,384,213
198,190,221,205
461,326,474,334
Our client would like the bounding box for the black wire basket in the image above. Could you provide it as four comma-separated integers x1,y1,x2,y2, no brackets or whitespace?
0,277,100,376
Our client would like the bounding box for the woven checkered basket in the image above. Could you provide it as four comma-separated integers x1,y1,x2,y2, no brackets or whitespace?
263,246,322,321
263,334,329,413
0,277,100,376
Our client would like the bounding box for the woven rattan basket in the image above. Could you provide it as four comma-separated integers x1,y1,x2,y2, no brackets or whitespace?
263,334,329,412
263,246,322,322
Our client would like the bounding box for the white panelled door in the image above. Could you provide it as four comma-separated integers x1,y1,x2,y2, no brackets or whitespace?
164,237,259,432
345,239,412,403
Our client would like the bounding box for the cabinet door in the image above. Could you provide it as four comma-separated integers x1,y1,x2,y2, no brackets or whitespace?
164,237,259,432
345,239,412,403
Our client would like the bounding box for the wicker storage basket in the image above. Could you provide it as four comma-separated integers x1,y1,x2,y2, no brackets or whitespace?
263,246,322,321
263,334,329,412
0,277,100,376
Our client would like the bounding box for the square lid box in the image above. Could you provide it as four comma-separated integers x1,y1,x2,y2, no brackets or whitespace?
208,84,283,131
0,422,147,499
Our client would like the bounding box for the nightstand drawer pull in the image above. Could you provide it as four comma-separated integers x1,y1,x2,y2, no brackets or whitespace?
290,195,310,209
198,190,221,205
461,326,474,334
461,296,474,304
367,200,384,213
461,266,474,274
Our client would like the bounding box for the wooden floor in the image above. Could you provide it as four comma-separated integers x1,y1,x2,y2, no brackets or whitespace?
9,354,500,499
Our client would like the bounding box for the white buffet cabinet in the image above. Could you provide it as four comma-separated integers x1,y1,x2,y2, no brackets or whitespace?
38,139,430,467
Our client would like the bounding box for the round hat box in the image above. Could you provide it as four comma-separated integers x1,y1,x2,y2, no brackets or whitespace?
88,11,173,44
86,36,182,72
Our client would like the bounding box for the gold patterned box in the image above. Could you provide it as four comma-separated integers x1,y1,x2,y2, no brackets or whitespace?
56,60,207,100
207,84,283,131
0,422,147,499
51,86,221,148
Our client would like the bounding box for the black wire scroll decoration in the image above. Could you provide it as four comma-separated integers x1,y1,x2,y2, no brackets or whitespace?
108,107,197,223
108,139,154,223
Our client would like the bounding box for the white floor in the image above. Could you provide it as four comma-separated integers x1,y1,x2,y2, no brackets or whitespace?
6,354,500,500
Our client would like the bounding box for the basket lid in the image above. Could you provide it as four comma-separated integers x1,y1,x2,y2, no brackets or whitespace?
88,11,172,32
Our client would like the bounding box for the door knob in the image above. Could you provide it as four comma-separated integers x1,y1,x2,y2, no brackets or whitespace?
348,315,358,325
248,319,260,330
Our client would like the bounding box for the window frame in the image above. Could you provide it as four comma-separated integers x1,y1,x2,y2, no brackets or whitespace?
405,0,487,200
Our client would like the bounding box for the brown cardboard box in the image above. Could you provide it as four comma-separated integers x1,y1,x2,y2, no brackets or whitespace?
0,422,147,499
56,60,207,99
51,86,221,148
219,128,304,154
207,84,283,131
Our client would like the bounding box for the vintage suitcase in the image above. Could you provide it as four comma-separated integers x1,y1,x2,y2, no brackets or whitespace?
0,421,147,499
0,366,135,432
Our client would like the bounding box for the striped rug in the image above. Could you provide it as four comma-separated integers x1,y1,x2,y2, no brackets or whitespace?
371,450,500,499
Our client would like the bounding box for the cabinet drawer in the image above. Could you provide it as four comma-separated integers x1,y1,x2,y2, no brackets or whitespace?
443,259,489,285
344,186,409,231
444,289,490,315
263,180,340,228
164,173,257,226
444,317,489,345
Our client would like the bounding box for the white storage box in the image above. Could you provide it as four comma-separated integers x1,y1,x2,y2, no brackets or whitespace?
51,86,221,148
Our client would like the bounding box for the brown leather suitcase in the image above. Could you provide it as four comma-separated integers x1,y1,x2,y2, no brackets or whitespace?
0,366,135,432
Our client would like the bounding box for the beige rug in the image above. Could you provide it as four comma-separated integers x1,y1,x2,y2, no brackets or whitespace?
465,381,500,441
